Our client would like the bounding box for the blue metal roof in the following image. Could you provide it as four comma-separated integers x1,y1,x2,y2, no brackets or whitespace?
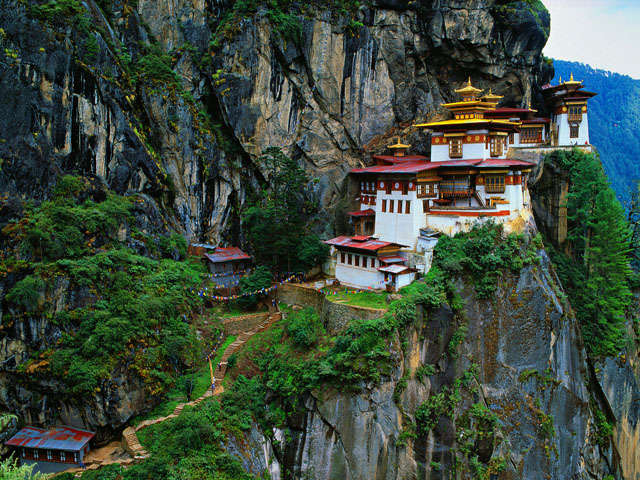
6,426,94,451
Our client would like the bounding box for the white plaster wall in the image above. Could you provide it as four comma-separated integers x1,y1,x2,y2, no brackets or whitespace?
335,262,385,289
396,272,416,289
557,113,590,146
374,190,425,248
462,142,486,160
431,144,450,162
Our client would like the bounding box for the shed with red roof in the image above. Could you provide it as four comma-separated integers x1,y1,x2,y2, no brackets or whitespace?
5,426,95,465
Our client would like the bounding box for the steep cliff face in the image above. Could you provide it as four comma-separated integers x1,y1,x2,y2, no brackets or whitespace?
230,253,621,479
0,0,550,242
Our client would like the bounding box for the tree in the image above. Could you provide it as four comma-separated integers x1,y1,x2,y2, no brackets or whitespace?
243,147,318,272
296,234,329,271
238,266,273,309
549,149,632,357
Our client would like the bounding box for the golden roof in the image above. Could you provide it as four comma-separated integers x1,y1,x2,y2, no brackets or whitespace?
481,89,503,102
388,137,411,149
414,118,520,128
454,77,483,96
562,72,582,86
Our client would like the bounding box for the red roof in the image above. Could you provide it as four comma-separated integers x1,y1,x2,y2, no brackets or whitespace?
372,155,428,163
6,426,95,451
348,209,375,217
204,247,251,263
325,236,407,251
351,161,431,174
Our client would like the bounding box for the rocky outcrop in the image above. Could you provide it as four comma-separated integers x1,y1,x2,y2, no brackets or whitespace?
0,0,551,243
231,253,622,479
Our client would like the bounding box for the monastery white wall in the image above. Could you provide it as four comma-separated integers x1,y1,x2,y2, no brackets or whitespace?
374,190,426,248
431,143,450,162
556,113,590,146
395,272,415,289
335,263,384,290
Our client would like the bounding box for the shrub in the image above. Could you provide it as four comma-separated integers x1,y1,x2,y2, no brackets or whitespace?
238,266,273,309
6,275,44,311
284,307,322,348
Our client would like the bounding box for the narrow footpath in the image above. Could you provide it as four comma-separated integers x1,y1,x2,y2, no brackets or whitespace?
57,312,282,476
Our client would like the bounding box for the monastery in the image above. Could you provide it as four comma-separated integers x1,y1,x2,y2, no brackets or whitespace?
325,77,597,291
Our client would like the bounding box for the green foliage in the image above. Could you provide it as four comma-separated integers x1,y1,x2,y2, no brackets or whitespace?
134,45,182,89
238,265,273,309
296,234,329,271
284,307,323,348
1,176,206,396
127,400,258,480
415,363,436,381
243,147,319,271
433,222,538,298
545,149,632,357
29,0,89,30
6,275,44,311
593,408,613,449
0,457,46,479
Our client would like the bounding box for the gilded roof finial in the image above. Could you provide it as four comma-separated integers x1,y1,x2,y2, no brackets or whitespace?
559,76,562,84
570,72,574,82
468,77,472,86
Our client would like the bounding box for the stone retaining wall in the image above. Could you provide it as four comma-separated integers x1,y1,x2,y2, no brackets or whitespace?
221,312,270,335
278,283,386,333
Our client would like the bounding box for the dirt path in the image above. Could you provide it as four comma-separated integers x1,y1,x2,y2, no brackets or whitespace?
56,312,281,477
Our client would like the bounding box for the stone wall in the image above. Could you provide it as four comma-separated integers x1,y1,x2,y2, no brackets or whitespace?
221,313,270,335
277,283,386,333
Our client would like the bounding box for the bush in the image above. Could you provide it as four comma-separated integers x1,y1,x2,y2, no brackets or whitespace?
6,275,44,311
296,234,329,271
238,266,273,309
284,307,322,348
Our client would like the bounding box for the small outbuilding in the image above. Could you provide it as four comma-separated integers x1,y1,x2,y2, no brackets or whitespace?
5,426,95,465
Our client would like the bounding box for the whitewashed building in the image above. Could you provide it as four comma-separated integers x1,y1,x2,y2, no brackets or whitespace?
324,235,416,291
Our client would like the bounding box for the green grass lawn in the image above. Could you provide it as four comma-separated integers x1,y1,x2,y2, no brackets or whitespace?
324,289,389,309
133,335,237,426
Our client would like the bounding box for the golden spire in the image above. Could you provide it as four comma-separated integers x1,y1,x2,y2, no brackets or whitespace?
481,88,503,103
559,76,562,84
388,136,411,149
570,72,574,82
455,78,483,96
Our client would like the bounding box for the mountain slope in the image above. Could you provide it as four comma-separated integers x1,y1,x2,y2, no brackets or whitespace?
552,60,640,202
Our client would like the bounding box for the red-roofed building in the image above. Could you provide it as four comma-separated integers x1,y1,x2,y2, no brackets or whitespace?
189,244,253,287
5,426,94,465
324,236,415,290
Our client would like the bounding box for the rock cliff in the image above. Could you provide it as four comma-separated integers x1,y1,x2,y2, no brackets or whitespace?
0,0,551,242
230,253,623,479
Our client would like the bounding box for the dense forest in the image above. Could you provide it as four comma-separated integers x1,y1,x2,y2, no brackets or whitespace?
552,60,640,203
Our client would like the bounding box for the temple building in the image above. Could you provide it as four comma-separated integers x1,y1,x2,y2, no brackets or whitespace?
324,235,416,291
542,74,596,147
326,77,596,290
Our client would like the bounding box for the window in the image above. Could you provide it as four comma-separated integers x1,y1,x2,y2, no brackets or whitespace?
33,449,38,459
340,252,345,264
385,182,392,194
60,451,66,462
423,200,429,212
405,200,411,214
520,127,541,144
355,255,360,267
570,123,580,138
490,136,504,156
402,182,408,195
389,200,394,213
449,138,462,158
417,183,437,198
47,450,53,460
568,105,583,122
348,254,352,265
382,199,387,212
485,175,505,193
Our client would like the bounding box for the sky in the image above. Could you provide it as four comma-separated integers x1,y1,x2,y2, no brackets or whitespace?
541,0,640,79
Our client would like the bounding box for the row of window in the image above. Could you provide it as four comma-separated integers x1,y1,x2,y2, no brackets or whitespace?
381,199,411,214
520,127,543,144
448,136,507,158
339,252,379,269
21,448,75,462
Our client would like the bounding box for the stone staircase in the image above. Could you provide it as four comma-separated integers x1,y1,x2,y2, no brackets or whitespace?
118,311,282,461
